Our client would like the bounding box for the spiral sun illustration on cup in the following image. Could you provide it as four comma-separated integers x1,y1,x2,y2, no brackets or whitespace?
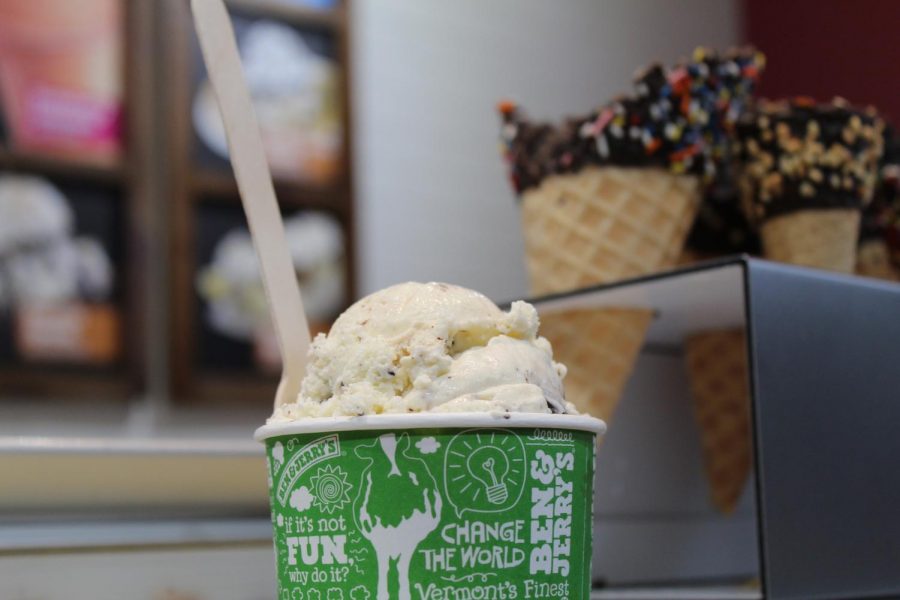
310,464,353,514
444,429,526,517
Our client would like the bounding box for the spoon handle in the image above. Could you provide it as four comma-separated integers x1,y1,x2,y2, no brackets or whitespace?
191,0,311,407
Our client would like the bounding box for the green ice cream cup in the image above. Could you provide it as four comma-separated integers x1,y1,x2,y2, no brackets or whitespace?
255,413,605,600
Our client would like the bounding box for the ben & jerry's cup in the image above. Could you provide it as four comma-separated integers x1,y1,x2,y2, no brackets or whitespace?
255,412,605,600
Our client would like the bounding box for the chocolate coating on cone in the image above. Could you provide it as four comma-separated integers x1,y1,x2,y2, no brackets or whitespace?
685,161,761,256
738,97,885,223
861,126,900,273
498,47,764,194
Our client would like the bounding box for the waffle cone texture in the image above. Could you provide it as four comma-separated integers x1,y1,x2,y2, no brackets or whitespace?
760,209,860,273
540,308,653,422
520,166,702,295
856,238,899,281
684,328,752,514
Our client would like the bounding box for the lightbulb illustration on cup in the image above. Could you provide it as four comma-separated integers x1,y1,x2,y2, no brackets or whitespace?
445,429,526,516
468,446,509,505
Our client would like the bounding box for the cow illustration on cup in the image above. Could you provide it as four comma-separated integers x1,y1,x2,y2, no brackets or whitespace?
354,433,442,600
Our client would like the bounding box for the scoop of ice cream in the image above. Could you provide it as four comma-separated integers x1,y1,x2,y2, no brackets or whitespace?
271,282,572,420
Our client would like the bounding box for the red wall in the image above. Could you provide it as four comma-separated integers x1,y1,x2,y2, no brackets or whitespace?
744,0,900,123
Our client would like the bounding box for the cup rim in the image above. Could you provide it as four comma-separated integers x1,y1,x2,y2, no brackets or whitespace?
255,412,606,442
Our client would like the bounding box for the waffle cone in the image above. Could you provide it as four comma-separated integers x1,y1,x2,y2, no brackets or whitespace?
521,166,702,295
684,328,751,514
540,307,653,422
760,209,860,273
856,239,899,281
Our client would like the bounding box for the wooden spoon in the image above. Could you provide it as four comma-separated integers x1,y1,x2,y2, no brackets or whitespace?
191,0,311,409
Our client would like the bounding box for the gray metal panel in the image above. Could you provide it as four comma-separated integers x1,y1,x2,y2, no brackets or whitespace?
747,260,900,599
531,258,759,587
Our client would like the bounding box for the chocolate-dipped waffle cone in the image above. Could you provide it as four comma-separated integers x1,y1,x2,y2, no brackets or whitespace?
739,98,885,274
520,165,695,422
521,167,701,294
760,209,860,273
500,48,763,423
520,165,697,423
684,328,752,514
540,307,653,422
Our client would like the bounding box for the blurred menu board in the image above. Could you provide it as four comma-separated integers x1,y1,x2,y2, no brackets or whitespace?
0,0,124,165
190,10,341,185
165,0,352,401
0,172,123,368
193,202,345,375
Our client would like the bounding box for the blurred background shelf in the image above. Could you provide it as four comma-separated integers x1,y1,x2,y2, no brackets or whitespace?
0,433,266,515
0,0,353,406
0,370,133,400
0,525,276,599
0,147,126,185
0,518,271,553
226,0,343,29
190,168,348,211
